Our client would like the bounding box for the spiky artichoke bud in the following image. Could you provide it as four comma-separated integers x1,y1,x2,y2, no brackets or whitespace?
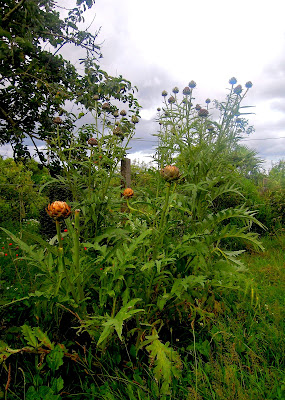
102,102,110,110
183,87,191,95
53,117,63,124
198,108,209,117
188,80,196,88
113,126,124,139
234,85,242,94
229,77,237,85
160,165,180,181
87,137,98,146
123,188,134,198
46,201,71,221
131,115,139,124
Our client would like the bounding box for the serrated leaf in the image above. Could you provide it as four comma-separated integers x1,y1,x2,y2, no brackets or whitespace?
21,325,38,348
46,344,64,371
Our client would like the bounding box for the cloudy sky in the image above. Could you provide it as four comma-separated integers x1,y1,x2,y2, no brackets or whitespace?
77,0,285,169
2,0,285,169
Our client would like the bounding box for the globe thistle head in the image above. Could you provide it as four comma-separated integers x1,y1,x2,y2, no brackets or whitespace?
46,201,71,221
205,98,211,104
183,86,191,95
168,96,175,104
87,137,98,146
198,108,209,117
160,165,180,181
53,116,63,125
188,80,196,89
229,77,237,85
123,188,134,198
162,90,168,97
233,85,242,95
120,109,127,116
245,81,253,89
195,104,201,111
172,86,179,94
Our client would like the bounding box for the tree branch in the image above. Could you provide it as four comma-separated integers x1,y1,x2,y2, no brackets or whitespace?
3,0,27,23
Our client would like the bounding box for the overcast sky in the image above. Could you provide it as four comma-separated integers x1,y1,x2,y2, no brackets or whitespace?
77,0,285,169
2,0,285,169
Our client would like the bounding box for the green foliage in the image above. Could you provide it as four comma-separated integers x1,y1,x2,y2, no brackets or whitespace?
1,79,283,399
0,0,140,163
0,157,48,229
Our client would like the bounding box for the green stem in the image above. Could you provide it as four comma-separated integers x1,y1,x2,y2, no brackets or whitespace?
74,209,84,303
153,182,172,260
55,220,78,302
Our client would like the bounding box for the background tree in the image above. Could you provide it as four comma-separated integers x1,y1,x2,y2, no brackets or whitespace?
0,0,140,163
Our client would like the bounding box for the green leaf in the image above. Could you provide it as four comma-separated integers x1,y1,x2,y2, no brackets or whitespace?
145,329,182,395
46,344,65,372
21,325,38,348
97,299,144,346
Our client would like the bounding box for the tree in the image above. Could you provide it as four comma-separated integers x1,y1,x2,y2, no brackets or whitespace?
0,0,140,163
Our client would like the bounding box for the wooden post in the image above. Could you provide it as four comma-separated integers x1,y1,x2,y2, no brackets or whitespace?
121,158,131,212
121,158,131,189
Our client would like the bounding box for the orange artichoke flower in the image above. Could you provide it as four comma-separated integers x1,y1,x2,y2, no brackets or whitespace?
160,165,180,181
123,188,134,198
46,201,71,221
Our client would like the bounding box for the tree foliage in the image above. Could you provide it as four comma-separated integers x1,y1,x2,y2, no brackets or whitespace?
0,0,140,163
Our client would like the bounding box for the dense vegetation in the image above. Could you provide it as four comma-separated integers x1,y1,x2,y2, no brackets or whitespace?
1,2,284,399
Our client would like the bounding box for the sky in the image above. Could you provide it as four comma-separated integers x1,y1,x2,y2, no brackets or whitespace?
2,0,285,170
78,0,285,169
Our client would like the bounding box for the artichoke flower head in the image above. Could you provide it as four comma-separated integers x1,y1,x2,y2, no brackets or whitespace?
46,201,71,221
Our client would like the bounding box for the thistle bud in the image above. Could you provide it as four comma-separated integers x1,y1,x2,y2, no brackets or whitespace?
183,87,191,95
188,80,196,89
123,188,134,198
87,138,98,146
53,117,63,124
205,98,211,104
120,109,127,116
93,94,100,100
46,201,71,221
160,165,180,181
198,108,209,117
168,96,175,104
162,90,168,97
172,87,179,94
113,110,119,117
195,104,201,111
157,107,161,112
